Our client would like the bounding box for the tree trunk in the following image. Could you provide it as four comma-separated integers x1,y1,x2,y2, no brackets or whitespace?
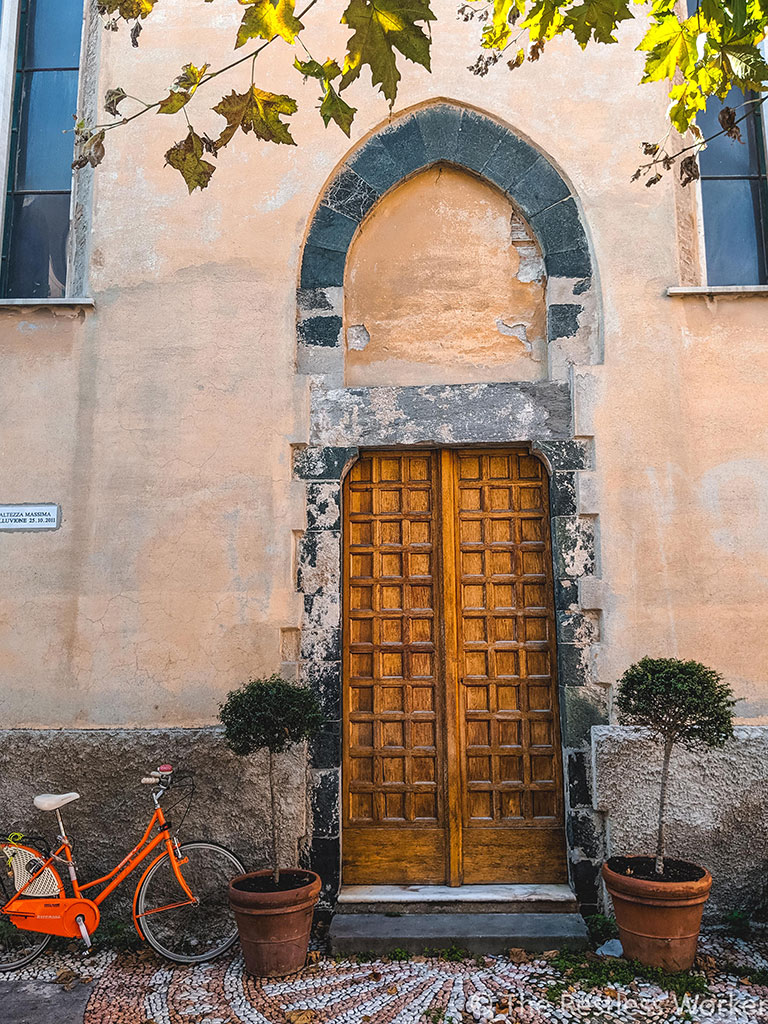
655,736,674,875
269,749,280,886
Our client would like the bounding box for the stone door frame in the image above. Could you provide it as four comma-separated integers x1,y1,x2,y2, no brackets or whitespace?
293,100,608,915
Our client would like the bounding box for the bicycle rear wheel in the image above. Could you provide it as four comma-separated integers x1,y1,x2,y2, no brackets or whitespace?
136,841,244,964
0,875,52,971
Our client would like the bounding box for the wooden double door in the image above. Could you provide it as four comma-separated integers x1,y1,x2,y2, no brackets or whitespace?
342,448,567,886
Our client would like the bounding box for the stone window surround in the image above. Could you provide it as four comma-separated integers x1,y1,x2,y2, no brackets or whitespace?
292,101,608,915
0,0,99,301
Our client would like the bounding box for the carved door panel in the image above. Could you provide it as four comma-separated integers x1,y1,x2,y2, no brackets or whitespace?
342,449,566,885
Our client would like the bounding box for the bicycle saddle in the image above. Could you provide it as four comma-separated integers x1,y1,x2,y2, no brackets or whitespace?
33,792,80,812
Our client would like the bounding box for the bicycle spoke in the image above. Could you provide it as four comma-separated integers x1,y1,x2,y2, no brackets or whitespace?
137,842,243,964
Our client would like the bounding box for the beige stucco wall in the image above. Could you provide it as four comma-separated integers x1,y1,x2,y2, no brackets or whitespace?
3,0,768,728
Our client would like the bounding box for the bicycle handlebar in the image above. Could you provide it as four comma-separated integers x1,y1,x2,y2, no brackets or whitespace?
141,764,174,786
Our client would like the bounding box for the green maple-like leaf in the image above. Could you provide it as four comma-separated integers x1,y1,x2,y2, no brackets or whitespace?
480,0,524,50
158,91,190,114
212,87,297,149
157,62,209,115
294,57,343,80
340,0,436,104
564,0,633,45
639,14,698,81
165,129,216,192
720,41,768,82
236,0,303,47
320,83,357,135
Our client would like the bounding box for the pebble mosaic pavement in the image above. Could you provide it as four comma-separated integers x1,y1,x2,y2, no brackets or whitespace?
3,932,768,1023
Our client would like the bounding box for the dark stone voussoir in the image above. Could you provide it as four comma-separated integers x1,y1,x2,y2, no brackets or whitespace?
305,205,359,253
510,157,571,220
531,198,588,258
415,104,462,164
347,136,404,194
545,245,593,280
456,110,509,173
548,304,583,342
297,315,343,348
378,115,428,178
300,245,346,289
322,167,380,222
481,132,540,193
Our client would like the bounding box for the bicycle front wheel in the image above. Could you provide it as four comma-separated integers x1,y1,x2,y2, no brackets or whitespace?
136,841,244,964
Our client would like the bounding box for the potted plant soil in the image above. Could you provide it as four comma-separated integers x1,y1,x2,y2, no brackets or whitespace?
219,675,324,977
602,657,736,972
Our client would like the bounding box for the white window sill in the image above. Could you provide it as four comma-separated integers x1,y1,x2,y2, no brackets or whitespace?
0,297,94,308
667,285,768,296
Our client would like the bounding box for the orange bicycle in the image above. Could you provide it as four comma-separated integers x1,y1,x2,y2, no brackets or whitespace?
0,764,245,968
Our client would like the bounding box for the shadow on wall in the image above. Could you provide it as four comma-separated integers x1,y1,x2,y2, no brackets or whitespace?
592,726,768,919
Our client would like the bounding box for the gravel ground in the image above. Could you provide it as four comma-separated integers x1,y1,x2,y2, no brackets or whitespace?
2,930,768,1023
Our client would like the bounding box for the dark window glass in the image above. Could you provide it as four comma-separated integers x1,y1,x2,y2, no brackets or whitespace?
698,88,761,177
697,91,768,285
1,0,83,298
4,193,70,298
700,178,767,285
24,0,83,68
15,70,79,191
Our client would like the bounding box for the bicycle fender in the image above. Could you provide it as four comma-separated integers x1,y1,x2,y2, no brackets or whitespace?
132,848,169,940
131,845,191,941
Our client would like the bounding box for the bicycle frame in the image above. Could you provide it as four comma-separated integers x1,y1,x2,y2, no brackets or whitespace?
1,799,196,941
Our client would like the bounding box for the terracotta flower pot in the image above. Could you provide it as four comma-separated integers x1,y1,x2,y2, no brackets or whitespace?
228,868,321,977
602,857,712,972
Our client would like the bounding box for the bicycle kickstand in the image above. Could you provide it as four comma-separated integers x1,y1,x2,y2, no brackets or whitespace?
76,914,93,957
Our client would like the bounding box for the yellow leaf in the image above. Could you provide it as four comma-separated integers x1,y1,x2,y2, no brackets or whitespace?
236,0,303,47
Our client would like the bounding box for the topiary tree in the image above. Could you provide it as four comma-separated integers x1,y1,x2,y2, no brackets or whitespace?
615,657,736,876
219,674,324,885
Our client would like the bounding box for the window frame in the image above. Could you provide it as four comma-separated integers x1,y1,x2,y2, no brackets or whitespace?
0,0,96,302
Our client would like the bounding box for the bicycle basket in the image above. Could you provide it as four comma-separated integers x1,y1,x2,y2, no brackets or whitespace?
2,844,61,897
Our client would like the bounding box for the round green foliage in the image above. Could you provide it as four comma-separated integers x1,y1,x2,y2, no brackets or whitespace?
219,674,325,756
616,657,736,750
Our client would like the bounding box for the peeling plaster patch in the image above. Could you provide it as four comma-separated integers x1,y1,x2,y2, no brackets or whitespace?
495,318,532,353
516,243,545,283
347,324,370,350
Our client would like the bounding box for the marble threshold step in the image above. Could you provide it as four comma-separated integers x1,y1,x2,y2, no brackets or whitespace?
335,883,579,915
329,912,589,956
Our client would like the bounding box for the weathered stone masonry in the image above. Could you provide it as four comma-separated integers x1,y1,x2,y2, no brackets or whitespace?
292,102,609,914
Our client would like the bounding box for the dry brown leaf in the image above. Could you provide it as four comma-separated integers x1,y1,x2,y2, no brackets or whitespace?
306,950,322,963
507,947,529,963
286,1012,316,1024
386,983,399,994
369,970,383,982
540,950,558,960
